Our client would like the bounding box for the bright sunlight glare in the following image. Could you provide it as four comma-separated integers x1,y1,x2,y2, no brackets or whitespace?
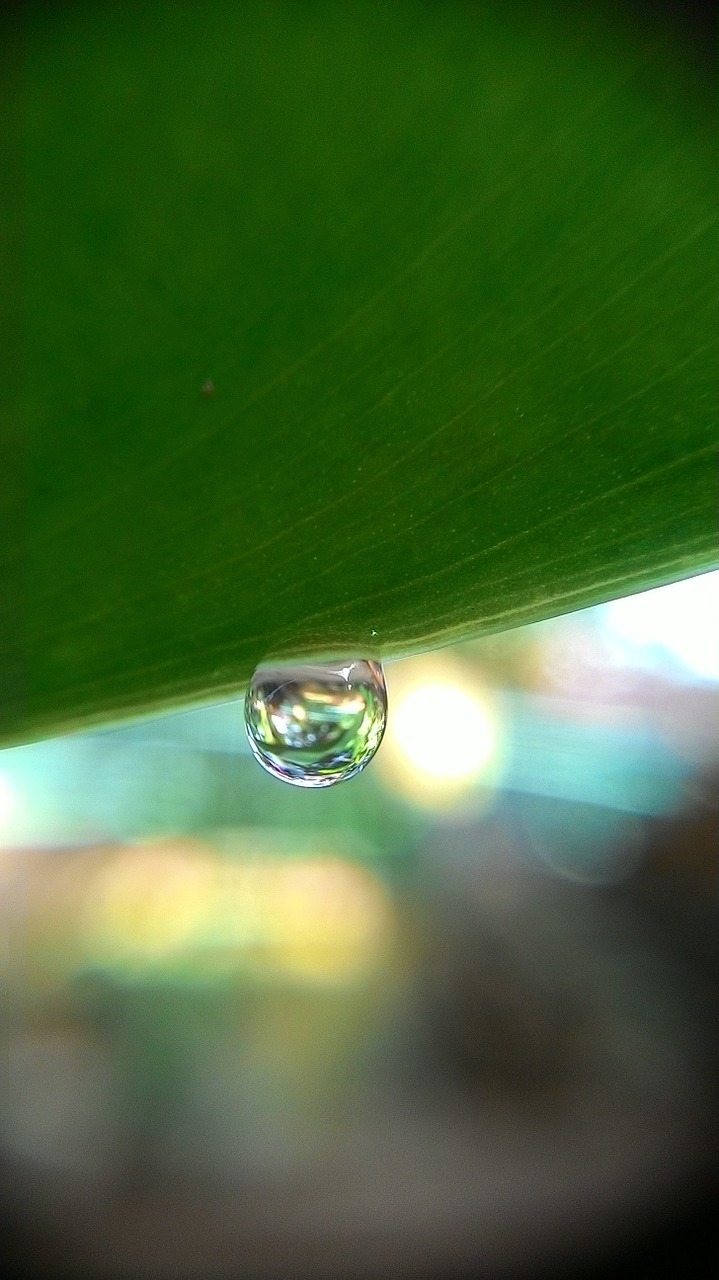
603,571,719,682
391,681,496,782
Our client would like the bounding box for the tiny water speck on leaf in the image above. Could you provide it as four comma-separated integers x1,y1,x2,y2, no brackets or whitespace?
200,380,215,397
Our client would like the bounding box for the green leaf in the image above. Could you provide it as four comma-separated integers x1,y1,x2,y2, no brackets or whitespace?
2,1,716,745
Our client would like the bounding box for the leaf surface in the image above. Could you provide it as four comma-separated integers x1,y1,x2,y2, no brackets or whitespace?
3,1,716,743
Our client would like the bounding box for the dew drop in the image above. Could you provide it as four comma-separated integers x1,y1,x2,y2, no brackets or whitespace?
244,659,387,788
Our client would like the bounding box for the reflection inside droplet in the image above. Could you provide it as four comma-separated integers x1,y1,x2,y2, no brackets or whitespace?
244,660,387,788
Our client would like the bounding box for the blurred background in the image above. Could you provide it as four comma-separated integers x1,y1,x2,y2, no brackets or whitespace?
1,572,718,1279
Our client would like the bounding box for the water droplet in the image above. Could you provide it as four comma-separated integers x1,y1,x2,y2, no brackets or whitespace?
200,379,215,397
244,660,387,788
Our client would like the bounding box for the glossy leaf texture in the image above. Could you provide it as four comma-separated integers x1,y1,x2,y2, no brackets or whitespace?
2,1,716,744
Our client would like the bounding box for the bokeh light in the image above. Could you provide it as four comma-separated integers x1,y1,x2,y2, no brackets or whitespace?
82,834,394,986
393,682,494,780
602,570,719,683
378,656,502,808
